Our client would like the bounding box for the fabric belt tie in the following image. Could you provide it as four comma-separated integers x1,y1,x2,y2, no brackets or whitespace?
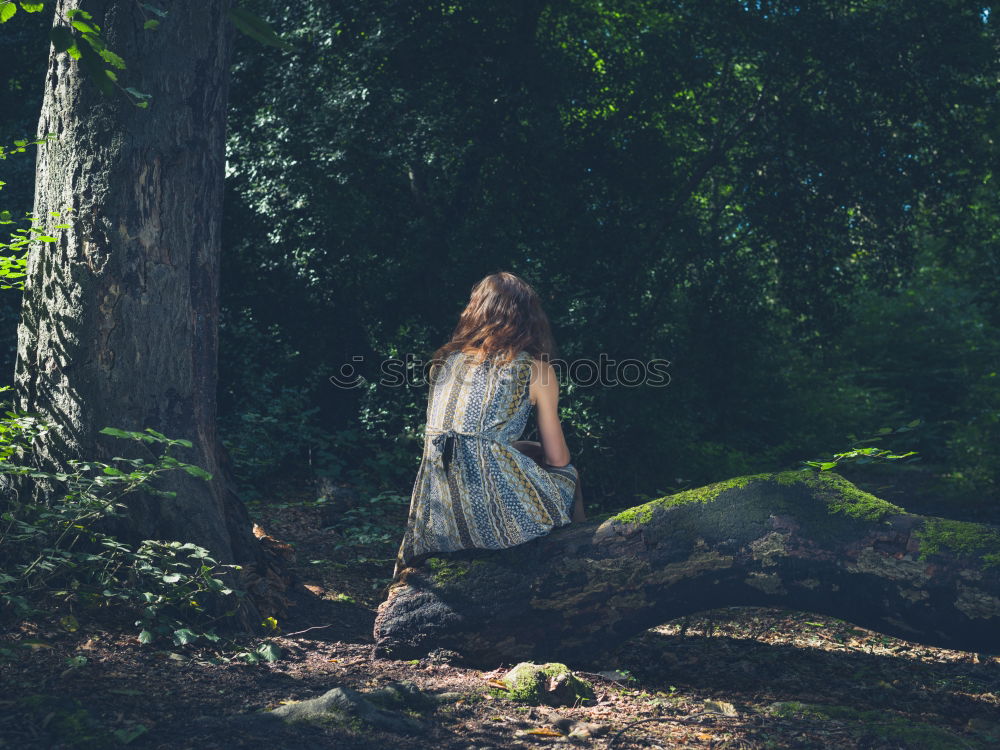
426,427,507,467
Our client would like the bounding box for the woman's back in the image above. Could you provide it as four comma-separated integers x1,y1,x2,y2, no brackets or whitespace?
393,349,578,575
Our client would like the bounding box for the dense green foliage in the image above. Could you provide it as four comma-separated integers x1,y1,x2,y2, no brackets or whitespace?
2,2,999,521
220,0,1000,518
0,397,244,644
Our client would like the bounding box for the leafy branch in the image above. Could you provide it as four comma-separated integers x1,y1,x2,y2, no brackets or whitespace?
801,420,922,471
0,133,67,291
1,2,293,107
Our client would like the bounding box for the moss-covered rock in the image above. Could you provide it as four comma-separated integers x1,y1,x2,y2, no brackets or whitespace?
500,662,595,706
612,470,905,526
425,556,472,584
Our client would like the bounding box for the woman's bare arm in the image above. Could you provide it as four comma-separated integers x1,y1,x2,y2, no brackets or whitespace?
530,358,571,467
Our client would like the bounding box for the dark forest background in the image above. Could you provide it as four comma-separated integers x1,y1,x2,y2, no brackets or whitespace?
3,1,998,521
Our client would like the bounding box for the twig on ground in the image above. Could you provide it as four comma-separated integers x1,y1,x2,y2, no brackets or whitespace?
281,624,333,638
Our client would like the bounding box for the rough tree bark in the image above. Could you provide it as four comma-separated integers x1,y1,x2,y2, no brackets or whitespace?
374,471,1000,666
12,2,287,621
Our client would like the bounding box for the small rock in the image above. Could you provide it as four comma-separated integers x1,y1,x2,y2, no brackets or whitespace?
703,699,738,717
262,680,430,733
567,721,608,740
425,647,462,665
433,691,467,704
501,662,595,707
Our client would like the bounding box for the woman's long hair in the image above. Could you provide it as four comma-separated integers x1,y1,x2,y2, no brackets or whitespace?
431,271,556,372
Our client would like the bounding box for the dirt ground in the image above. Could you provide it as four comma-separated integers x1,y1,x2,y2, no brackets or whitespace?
2,476,999,749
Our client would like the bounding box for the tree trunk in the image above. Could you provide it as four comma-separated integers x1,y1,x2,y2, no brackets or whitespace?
374,471,1000,666
13,1,286,624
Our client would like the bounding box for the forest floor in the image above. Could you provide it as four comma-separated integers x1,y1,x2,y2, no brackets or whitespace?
2,474,999,750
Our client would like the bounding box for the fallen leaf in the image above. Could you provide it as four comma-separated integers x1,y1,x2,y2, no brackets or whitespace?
525,728,563,736
60,615,79,632
21,640,54,650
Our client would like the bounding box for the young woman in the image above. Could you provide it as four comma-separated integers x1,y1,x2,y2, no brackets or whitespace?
392,271,585,580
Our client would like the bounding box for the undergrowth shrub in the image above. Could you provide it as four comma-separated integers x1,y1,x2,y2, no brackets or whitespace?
0,390,245,648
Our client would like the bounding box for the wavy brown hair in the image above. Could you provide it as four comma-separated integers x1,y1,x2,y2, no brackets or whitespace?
431,271,556,371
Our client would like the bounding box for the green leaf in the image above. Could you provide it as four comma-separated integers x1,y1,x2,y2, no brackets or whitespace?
98,47,126,70
257,642,282,662
138,630,154,644
66,8,91,20
143,19,159,30
0,2,17,23
113,724,148,745
20,2,45,11
77,40,115,96
100,426,136,438
50,26,75,54
227,7,293,51
182,464,213,481
172,628,197,645
161,572,181,583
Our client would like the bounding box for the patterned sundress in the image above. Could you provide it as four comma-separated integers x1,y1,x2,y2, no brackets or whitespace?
393,349,579,578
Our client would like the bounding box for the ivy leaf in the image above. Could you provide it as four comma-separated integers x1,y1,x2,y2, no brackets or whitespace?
227,7,293,51
138,630,154,644
0,2,17,23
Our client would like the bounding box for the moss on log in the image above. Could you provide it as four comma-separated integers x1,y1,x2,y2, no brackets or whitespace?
374,471,1000,665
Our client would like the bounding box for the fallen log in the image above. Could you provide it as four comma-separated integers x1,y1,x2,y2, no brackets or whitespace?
373,471,1000,665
